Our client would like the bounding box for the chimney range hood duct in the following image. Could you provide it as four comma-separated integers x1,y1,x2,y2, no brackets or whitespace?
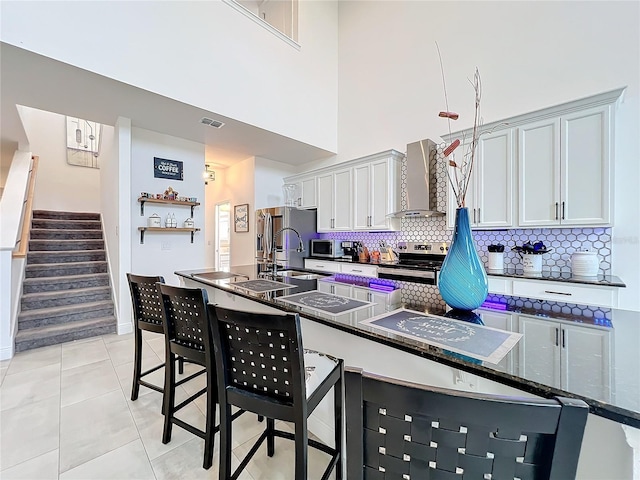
388,139,445,218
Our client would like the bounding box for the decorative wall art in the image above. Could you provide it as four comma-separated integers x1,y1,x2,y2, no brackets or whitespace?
234,204,249,232
154,157,183,181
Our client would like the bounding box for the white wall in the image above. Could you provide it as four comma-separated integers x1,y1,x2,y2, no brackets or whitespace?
205,156,256,267
18,107,106,213
254,156,296,209
130,127,206,286
203,168,222,270
101,117,129,333
0,151,31,360
1,0,340,153
336,1,640,311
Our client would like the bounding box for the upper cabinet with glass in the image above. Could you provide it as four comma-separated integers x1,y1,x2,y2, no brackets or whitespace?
224,0,299,47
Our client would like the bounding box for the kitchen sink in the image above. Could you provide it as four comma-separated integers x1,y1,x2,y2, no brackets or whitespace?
269,270,329,280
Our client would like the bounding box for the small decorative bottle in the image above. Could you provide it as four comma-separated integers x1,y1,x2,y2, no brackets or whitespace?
165,213,172,228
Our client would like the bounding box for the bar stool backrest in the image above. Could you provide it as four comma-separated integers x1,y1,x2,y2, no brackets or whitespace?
157,284,211,353
212,306,306,406
345,368,589,480
127,273,165,327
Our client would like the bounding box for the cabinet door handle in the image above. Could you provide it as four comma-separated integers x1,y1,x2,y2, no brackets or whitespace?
555,202,559,220
561,201,565,220
562,329,566,348
472,209,476,223
544,290,572,296
352,269,362,273
555,327,559,346
297,197,301,207
477,208,480,223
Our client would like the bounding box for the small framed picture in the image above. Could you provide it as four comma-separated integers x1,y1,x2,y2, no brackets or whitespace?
234,204,249,233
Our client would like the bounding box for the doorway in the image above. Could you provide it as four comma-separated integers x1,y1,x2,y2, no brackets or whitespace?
215,201,231,270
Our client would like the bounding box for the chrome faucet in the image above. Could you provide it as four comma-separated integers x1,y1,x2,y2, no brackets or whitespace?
272,227,304,273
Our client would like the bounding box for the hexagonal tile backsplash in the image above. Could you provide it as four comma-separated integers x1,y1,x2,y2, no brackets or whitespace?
320,144,611,275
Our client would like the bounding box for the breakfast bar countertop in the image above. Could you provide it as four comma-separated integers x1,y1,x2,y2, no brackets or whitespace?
176,265,640,429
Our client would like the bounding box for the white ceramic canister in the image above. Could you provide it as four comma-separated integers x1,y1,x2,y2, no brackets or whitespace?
184,217,195,228
571,250,600,277
488,252,504,271
148,213,161,227
522,254,542,274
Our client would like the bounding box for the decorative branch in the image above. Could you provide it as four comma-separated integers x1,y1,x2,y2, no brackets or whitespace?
436,42,484,209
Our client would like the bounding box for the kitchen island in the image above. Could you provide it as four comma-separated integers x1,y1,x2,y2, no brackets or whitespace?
177,264,640,478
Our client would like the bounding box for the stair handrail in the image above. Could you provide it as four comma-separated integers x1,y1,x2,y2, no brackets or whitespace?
12,155,39,258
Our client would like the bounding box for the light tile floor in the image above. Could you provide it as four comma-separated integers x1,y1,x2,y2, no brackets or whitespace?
0,331,338,479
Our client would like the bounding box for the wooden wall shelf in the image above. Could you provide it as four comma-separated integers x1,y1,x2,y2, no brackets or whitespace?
138,197,200,216
137,227,201,244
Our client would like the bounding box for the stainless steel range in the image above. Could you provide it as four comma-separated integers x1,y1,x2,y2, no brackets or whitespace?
377,241,449,285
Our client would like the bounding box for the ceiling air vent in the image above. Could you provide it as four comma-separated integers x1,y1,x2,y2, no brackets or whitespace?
200,117,225,128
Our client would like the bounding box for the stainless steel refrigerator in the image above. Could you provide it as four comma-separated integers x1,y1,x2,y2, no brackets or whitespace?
255,207,317,269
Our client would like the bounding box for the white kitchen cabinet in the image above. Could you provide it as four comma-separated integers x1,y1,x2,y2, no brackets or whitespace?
318,280,401,322
477,310,518,374
561,323,612,400
340,263,378,277
447,138,476,228
317,168,352,232
475,129,515,228
446,129,514,229
511,278,619,308
304,259,342,274
519,104,613,227
518,315,611,400
353,157,401,231
289,176,316,209
353,285,400,322
518,315,562,388
305,259,378,278
282,174,317,209
487,276,510,295
518,117,560,227
487,275,620,309
318,280,352,298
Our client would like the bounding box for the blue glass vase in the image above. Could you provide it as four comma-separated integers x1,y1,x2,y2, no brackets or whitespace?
438,207,488,310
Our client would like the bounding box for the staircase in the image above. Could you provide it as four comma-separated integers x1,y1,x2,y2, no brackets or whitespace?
15,211,117,352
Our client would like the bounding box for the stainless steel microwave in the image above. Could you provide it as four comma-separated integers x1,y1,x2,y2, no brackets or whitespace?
310,239,344,258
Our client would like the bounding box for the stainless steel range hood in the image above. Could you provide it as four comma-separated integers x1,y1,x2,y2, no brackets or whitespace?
388,138,445,218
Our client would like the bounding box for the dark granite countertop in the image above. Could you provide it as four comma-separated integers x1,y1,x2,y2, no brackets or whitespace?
487,267,626,287
308,257,627,287
176,264,640,428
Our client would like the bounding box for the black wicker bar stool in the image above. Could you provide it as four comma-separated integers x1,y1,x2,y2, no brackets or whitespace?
156,283,227,469
209,305,343,480
127,273,187,401
345,367,589,480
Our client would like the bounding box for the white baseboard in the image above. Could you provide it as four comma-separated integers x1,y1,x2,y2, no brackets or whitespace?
308,411,334,448
117,321,133,335
0,343,15,361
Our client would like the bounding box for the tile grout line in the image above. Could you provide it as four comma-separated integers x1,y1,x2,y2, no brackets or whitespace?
112,333,160,479
57,343,62,479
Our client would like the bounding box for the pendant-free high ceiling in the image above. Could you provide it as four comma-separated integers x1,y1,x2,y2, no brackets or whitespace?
0,42,335,167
